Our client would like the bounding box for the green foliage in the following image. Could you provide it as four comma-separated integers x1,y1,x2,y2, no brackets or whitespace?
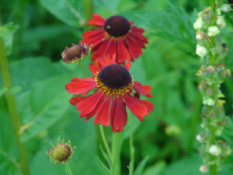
39,0,84,27
0,23,18,55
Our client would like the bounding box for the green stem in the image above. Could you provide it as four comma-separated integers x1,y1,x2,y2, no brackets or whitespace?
129,113,135,175
99,125,113,162
111,133,120,175
82,0,93,25
0,19,30,175
79,60,88,77
65,162,74,175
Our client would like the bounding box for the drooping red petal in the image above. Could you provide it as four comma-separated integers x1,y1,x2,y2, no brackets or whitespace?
131,27,148,43
107,39,116,57
69,96,85,105
82,31,106,49
133,81,153,97
84,93,106,121
91,40,110,61
76,91,104,117
110,96,128,132
88,14,105,27
123,93,148,121
124,62,131,71
127,35,142,58
128,33,146,49
89,61,101,75
116,39,131,63
83,29,104,38
94,95,111,126
131,96,154,113
65,78,97,95
71,77,95,82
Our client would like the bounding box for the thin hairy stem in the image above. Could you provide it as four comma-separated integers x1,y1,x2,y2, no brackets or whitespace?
0,18,30,175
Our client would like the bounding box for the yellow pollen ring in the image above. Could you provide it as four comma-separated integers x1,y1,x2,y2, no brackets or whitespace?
95,72,134,96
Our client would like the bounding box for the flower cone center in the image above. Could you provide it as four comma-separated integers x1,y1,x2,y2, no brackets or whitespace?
96,64,133,95
104,16,130,37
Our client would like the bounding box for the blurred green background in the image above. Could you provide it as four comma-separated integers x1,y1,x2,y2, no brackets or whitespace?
0,0,233,175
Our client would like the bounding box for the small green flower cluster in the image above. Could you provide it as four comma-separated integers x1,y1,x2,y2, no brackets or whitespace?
193,1,232,174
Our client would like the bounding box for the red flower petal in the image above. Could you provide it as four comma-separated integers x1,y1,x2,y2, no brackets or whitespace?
131,27,148,43
65,78,97,95
107,39,116,58
84,93,106,121
69,96,85,105
94,95,111,126
133,81,153,97
82,31,106,49
123,93,148,121
83,29,103,38
110,96,127,132
91,40,110,61
77,91,104,117
89,62,101,75
127,36,142,58
128,33,146,49
88,14,105,26
131,96,154,113
117,39,131,63
124,62,131,71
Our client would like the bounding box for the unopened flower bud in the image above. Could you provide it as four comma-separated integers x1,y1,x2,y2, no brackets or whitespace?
199,164,208,173
196,44,207,57
221,4,231,12
48,138,75,164
62,43,89,63
208,26,220,36
209,145,222,156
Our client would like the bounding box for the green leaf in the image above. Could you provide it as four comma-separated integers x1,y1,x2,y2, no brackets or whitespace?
100,146,112,168
97,157,110,175
143,161,166,175
0,23,18,55
96,0,120,12
134,156,149,175
31,113,101,175
9,57,75,93
39,0,84,27
19,74,73,141
163,154,202,175
0,87,7,97
136,2,196,51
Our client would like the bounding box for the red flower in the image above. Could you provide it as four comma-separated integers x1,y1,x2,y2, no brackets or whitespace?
65,55,153,132
82,14,148,64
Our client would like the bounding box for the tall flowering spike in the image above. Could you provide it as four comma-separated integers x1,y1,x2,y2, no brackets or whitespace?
48,138,75,164
65,55,153,132
82,14,148,64
62,43,89,63
194,2,232,174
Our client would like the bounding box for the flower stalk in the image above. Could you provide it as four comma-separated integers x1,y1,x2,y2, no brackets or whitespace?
65,162,74,175
129,113,135,175
111,133,121,175
0,19,30,175
194,1,232,174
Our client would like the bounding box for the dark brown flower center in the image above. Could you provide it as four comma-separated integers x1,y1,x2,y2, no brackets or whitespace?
104,16,130,37
66,45,86,61
98,64,132,89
